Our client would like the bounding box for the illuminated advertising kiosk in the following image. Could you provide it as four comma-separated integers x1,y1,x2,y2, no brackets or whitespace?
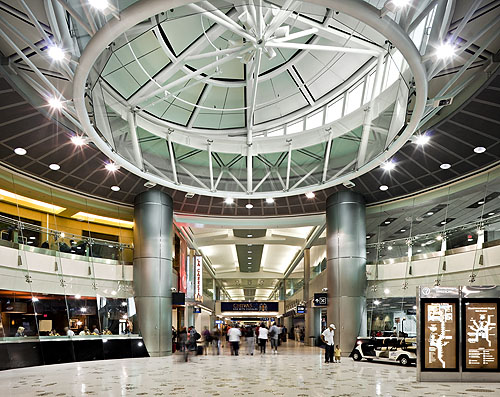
417,286,499,382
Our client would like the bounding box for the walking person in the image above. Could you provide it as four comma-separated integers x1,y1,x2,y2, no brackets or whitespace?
211,326,221,355
227,324,242,356
178,327,187,352
202,326,211,355
246,326,255,355
258,323,269,354
269,322,280,354
321,324,336,363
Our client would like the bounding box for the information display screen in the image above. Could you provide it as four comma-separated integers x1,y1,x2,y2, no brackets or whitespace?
423,301,458,370
464,302,498,370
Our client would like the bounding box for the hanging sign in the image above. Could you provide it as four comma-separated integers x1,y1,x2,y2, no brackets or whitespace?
195,256,203,302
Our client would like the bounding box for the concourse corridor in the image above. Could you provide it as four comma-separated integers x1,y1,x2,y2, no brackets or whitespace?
1,341,498,396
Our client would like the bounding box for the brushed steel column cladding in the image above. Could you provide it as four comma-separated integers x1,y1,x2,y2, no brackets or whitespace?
304,249,313,346
326,191,367,354
133,190,173,357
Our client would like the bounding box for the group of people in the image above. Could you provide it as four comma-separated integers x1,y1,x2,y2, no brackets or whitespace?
14,325,114,337
173,322,285,357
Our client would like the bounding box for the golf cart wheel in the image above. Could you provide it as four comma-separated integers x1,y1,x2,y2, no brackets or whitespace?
399,355,410,366
352,351,362,361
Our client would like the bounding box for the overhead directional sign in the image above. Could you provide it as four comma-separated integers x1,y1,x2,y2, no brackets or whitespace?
314,293,328,307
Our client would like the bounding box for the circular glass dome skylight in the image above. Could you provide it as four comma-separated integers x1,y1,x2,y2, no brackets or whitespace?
73,0,427,199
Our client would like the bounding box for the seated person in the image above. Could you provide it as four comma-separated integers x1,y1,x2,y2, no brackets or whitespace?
79,326,91,336
49,329,60,336
103,328,113,335
15,326,26,337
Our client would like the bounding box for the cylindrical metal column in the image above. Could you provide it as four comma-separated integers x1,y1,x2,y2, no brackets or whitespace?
326,191,367,355
133,190,173,357
304,249,313,346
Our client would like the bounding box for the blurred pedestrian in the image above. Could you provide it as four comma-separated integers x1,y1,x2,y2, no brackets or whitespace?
211,326,221,355
246,326,255,356
228,324,241,356
258,323,269,354
269,322,280,354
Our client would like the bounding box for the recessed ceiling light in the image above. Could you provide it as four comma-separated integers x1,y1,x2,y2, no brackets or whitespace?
247,244,252,247
366,235,371,239
415,134,430,145
305,192,315,199
379,185,388,191
89,0,108,10
247,257,252,259
14,147,27,155
384,288,390,294
373,299,381,305
440,163,451,169
265,197,274,204
381,161,395,171
247,234,253,238
32,297,39,302
427,212,434,216
478,201,484,205
75,294,81,299
48,97,63,110
474,146,486,154
47,45,65,61
246,203,253,209
49,163,60,171
436,43,456,60
105,162,119,172
111,186,120,192
71,135,86,146
400,229,406,232
488,212,495,216
248,250,252,253
224,197,234,205
441,221,446,225
417,249,422,253
387,246,393,250
384,221,390,224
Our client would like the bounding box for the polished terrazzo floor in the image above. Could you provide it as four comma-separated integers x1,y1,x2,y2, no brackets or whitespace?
1,341,499,396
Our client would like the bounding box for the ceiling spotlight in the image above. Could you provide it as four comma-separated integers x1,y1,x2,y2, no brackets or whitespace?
48,97,63,110
105,162,119,172
400,229,406,232
379,185,389,191
381,161,395,171
32,297,39,302
47,45,65,61
441,221,446,225
440,163,451,170
474,146,486,154
89,0,108,10
265,197,275,204
384,288,390,294
488,212,495,216
373,299,381,306
387,246,393,250
75,294,81,299
415,134,430,145
413,305,417,310
384,221,390,224
477,201,484,205
111,290,117,296
71,135,86,146
111,185,120,192
246,203,253,209
247,257,252,260
436,235,443,241
305,192,315,199
224,197,234,205
14,147,27,155
49,163,60,171
247,234,253,238
427,212,434,216
436,42,456,60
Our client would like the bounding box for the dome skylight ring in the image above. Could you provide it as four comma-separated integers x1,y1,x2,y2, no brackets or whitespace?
73,0,427,199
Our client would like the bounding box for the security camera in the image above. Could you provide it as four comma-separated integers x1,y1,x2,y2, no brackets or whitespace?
322,288,328,292
171,287,177,292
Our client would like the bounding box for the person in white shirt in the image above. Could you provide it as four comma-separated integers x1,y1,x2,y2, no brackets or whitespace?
258,323,269,354
321,324,336,363
269,323,281,354
64,327,75,337
227,325,242,356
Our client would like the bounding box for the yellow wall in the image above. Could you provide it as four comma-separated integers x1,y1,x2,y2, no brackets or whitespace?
0,201,134,246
